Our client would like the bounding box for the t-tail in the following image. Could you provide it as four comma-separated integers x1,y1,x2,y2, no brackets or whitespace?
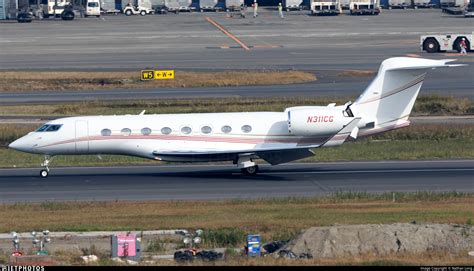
349,57,464,135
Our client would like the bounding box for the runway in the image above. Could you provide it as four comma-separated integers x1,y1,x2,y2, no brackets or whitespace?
0,160,472,203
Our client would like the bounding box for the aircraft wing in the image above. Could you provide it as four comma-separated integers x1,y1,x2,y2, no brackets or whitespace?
152,118,362,165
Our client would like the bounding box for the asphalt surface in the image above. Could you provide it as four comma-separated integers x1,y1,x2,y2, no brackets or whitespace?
0,9,473,101
0,160,472,203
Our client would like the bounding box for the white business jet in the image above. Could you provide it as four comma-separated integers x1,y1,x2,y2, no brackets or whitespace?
9,57,463,178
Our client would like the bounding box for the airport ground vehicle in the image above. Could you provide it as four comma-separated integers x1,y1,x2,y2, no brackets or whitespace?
440,0,464,7
164,0,196,12
85,0,100,16
60,2,74,19
225,0,243,11
42,0,70,18
199,0,223,11
388,0,411,8
412,0,433,8
349,0,380,14
123,2,155,15
9,57,464,178
421,33,473,53
310,0,341,15
17,9,34,22
465,2,474,16
283,0,304,11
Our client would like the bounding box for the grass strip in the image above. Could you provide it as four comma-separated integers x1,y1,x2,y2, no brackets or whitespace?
0,71,316,92
0,96,472,116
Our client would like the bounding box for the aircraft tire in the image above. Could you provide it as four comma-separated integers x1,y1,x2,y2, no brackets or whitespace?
40,169,49,178
241,165,259,175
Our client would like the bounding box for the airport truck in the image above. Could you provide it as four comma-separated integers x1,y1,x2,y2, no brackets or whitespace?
388,0,411,8
465,1,474,16
310,0,341,15
341,0,350,9
421,33,473,53
349,0,380,14
42,0,70,18
225,0,243,11
283,0,304,11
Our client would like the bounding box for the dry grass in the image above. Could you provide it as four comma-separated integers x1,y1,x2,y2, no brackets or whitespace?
1,195,472,236
338,70,376,77
0,95,471,117
0,71,316,92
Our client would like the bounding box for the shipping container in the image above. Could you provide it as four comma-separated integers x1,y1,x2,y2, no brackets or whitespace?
388,0,411,8
225,0,243,10
283,0,303,10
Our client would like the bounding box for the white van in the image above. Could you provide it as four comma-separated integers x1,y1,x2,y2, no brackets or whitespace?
85,0,100,16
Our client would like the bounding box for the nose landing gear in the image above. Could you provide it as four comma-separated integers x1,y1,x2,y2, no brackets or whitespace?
40,155,54,178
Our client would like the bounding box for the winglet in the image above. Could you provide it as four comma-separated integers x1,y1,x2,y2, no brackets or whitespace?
139,110,146,115
322,118,361,147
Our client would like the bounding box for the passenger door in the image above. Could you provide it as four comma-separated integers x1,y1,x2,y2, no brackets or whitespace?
75,120,89,153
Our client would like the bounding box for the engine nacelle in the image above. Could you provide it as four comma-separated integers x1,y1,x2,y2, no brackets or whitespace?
286,106,352,136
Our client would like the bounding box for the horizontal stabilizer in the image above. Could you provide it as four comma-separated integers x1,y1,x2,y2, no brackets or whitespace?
322,118,361,147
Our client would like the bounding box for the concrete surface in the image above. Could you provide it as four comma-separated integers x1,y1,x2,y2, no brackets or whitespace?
0,160,473,203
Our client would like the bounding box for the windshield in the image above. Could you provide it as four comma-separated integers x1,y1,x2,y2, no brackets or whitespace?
36,124,63,132
88,2,98,7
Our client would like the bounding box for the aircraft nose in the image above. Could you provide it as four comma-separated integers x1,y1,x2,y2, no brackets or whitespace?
8,137,29,152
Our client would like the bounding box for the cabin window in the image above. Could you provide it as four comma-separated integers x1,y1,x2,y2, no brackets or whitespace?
181,126,192,135
101,128,112,136
221,125,232,134
141,127,152,136
121,128,131,136
241,125,252,133
161,127,172,135
201,126,212,134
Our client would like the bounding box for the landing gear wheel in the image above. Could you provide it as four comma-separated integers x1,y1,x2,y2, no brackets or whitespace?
40,169,49,178
241,165,259,175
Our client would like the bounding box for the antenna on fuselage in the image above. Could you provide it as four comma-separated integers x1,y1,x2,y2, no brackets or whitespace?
139,110,146,115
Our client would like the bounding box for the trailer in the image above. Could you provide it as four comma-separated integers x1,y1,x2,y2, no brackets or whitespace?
310,0,341,15
225,0,242,11
388,0,411,8
199,0,223,11
440,0,463,7
341,0,350,9
164,0,195,12
413,0,433,8
100,0,120,14
283,0,304,10
465,1,474,16
349,0,380,14
421,33,473,53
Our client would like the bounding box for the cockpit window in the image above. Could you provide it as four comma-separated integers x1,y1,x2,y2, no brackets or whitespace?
36,124,62,132
46,125,62,132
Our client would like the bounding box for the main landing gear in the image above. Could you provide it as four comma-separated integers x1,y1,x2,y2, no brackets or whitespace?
236,156,259,175
40,155,53,178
